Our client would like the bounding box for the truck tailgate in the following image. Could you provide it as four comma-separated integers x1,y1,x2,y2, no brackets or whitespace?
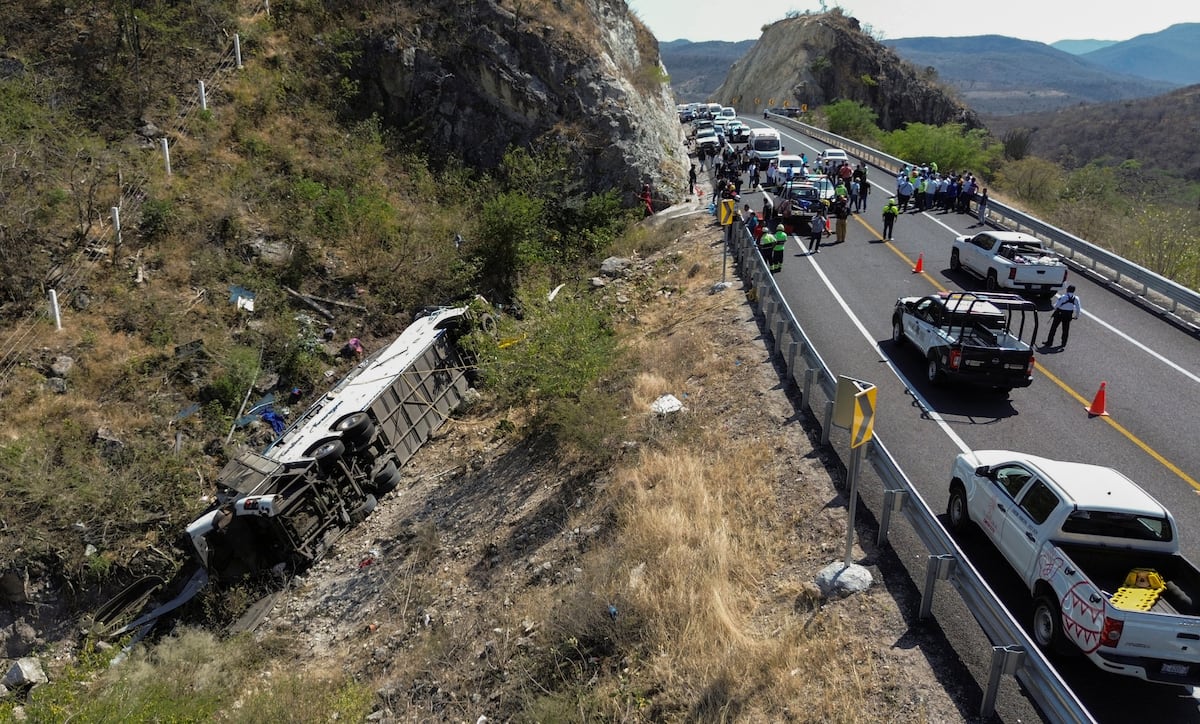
1103,613,1200,684
952,346,1033,387
1011,265,1067,288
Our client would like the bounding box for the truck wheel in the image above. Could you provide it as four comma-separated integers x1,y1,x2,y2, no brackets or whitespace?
306,438,345,473
985,270,999,291
1033,595,1069,654
372,460,400,495
946,484,970,533
926,355,944,385
332,412,375,447
949,249,961,271
891,318,906,346
350,494,377,524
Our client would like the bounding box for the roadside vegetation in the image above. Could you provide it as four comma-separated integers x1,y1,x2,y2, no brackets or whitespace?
817,99,1200,290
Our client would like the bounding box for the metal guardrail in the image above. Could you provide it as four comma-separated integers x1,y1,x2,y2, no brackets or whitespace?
729,220,1095,723
763,113,1200,332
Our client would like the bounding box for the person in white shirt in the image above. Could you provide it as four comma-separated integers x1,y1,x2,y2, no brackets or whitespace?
1042,285,1082,348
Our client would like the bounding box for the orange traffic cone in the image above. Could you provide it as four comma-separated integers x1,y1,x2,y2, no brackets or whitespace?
912,253,924,274
1086,381,1109,417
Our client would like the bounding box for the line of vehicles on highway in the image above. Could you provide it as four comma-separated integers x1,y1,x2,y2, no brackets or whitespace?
700,111,1193,690
715,133,1200,687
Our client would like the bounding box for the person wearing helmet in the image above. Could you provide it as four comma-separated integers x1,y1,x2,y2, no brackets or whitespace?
882,197,900,240
770,224,788,273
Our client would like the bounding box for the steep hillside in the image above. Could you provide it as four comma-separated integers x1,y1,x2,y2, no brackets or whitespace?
344,0,690,197
716,11,978,130
982,84,1200,181
1082,23,1200,86
0,0,687,671
886,35,1178,115
658,39,755,103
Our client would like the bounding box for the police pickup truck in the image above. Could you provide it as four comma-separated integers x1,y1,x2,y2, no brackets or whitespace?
891,291,1038,392
950,231,1068,297
948,451,1200,685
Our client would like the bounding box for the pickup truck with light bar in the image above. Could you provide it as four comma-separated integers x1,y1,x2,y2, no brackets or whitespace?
950,231,1068,297
891,291,1038,393
948,451,1200,685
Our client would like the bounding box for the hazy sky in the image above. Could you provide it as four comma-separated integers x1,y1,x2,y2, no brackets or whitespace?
625,1,1193,45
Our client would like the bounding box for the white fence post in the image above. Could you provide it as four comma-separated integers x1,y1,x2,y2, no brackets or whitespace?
160,138,171,176
49,290,62,331
235,34,244,69
111,206,122,247
199,80,207,111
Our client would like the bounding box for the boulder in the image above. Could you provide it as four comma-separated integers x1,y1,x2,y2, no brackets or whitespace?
3,658,48,689
814,561,873,598
49,355,74,377
599,257,631,278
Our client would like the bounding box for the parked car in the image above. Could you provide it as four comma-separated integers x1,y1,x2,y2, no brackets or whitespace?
817,148,850,166
695,127,720,152
804,174,836,201
725,120,750,143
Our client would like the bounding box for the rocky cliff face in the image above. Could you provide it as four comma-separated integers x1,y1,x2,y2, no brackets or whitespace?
352,0,689,205
714,12,978,130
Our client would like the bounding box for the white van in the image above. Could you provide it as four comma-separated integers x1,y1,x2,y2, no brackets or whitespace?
719,106,736,120
747,128,782,163
705,102,723,119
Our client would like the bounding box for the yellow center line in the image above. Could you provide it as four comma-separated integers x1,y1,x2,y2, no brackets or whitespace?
850,213,1200,493
853,215,946,289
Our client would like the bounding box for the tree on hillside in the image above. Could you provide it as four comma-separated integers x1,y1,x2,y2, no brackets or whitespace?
823,99,879,143
882,123,1000,176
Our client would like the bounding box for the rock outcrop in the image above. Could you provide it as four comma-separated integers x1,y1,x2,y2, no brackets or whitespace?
352,0,689,205
714,11,979,131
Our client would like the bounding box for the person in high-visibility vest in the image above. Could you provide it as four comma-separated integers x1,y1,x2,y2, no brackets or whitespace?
882,198,900,240
770,224,788,273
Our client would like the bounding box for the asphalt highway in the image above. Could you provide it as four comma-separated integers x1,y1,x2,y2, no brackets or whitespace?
716,116,1200,723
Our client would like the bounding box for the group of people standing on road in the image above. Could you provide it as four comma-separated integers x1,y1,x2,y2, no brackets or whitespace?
894,164,984,218
709,142,1087,349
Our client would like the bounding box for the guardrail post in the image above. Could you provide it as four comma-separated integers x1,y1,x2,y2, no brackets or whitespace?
919,554,956,620
981,645,1025,718
821,399,834,445
786,339,798,382
773,319,785,356
878,488,907,545
802,367,814,409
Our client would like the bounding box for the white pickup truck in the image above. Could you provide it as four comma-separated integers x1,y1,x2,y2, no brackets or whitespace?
948,450,1200,685
950,231,1068,297
891,291,1039,392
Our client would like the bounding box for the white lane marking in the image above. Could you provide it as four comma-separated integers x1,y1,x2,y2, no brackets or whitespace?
797,240,971,454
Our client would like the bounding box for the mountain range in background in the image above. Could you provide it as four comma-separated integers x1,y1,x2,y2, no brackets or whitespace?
661,22,1200,116
982,84,1200,181
1050,39,1117,55
1078,23,1200,86
658,39,754,102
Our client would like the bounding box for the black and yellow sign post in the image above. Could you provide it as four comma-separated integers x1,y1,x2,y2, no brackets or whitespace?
833,375,877,564
720,198,736,283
